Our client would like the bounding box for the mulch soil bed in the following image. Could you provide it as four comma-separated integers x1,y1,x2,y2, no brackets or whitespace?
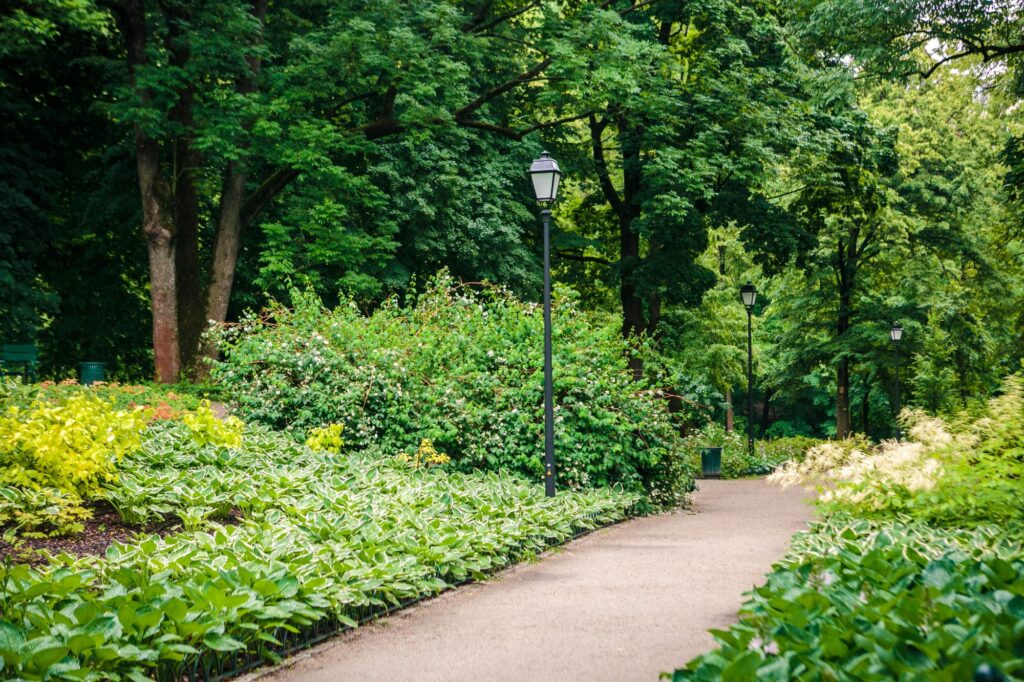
0,504,216,567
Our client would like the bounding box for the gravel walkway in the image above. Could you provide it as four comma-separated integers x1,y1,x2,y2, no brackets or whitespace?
251,478,812,682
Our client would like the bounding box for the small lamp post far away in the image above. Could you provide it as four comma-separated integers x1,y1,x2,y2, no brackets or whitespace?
890,322,904,439
740,282,757,457
529,151,561,497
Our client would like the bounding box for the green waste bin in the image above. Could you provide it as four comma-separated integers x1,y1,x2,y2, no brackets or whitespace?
701,447,723,478
79,362,106,386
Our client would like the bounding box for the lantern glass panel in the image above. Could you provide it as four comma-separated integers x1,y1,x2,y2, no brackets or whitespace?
740,283,757,308
532,172,556,202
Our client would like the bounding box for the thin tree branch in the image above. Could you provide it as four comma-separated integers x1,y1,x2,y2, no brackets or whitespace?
468,1,540,34
455,58,552,120
240,168,299,227
589,114,624,217
558,250,613,266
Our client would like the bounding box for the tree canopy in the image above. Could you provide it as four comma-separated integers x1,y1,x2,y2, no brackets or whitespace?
1,0,1021,439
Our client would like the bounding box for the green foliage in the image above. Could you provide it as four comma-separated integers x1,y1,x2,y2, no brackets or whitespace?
760,436,821,464
215,274,696,507
669,517,1024,681
925,375,1024,525
1,427,637,680
763,420,815,439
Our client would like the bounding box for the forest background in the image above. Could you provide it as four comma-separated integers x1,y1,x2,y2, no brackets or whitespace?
2,0,1022,440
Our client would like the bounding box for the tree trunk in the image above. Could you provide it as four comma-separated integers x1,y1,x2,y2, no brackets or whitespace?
164,7,204,377
835,238,856,439
618,118,646,379
118,0,181,383
837,358,851,438
725,388,734,431
760,386,773,435
861,373,870,434
204,168,246,327
139,140,181,383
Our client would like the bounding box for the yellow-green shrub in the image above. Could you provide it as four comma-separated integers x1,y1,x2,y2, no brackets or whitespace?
0,393,147,497
182,400,244,448
397,438,451,468
305,423,344,452
0,393,148,535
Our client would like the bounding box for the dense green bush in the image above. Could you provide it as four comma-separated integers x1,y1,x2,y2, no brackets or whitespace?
214,274,696,507
1,426,636,680
669,517,1024,681
763,419,815,439
760,436,820,465
682,423,820,478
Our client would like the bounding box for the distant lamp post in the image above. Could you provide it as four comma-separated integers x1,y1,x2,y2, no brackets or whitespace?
740,282,757,457
890,322,904,438
529,151,562,497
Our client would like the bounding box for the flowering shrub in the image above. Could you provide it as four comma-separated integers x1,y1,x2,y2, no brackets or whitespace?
213,273,696,508
770,375,1024,525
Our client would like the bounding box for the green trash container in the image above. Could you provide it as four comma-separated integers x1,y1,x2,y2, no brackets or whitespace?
79,362,107,386
701,447,723,478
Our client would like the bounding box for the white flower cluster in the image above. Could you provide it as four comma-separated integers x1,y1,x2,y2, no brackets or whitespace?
768,411,972,508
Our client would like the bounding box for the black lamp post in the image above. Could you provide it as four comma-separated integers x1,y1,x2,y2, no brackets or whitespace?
740,282,757,457
529,151,561,497
890,322,904,438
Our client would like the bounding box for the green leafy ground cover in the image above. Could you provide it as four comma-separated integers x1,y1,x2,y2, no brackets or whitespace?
670,377,1024,680
0,423,637,680
214,275,696,508
670,518,1024,681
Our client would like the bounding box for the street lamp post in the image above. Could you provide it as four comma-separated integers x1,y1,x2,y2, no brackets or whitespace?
529,152,562,497
740,282,757,458
890,322,904,439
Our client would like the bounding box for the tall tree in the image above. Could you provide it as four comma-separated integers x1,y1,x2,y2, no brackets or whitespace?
744,72,901,437
103,0,638,381
555,0,805,376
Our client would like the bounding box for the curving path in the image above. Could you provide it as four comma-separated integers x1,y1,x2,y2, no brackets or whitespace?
248,479,812,682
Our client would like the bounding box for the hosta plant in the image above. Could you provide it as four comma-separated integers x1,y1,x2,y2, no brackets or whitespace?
0,427,638,681
669,517,1024,681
